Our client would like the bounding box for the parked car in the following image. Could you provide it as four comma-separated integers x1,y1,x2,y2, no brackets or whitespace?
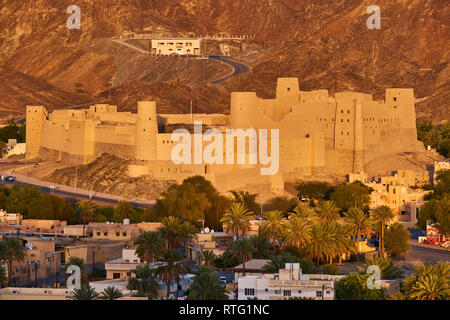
219,276,227,287
423,239,434,245
5,176,16,182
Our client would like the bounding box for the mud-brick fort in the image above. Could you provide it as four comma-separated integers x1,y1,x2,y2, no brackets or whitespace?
26,78,424,194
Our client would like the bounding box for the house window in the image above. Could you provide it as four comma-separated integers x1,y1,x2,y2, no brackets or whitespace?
113,273,121,279
298,290,302,294
103,232,108,236
316,291,323,297
123,232,127,237
116,232,120,236
244,288,255,296
283,290,291,297
96,232,100,236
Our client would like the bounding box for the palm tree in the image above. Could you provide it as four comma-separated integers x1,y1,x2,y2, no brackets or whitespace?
76,200,96,237
247,236,272,259
99,286,123,300
178,221,199,259
289,203,317,222
0,239,26,286
0,265,7,287
323,222,355,264
113,200,136,222
344,207,372,260
199,250,216,268
259,210,287,248
403,262,450,300
283,217,312,248
134,231,165,265
159,216,183,249
187,268,228,300
372,205,394,258
304,225,336,265
127,264,160,299
230,238,255,276
64,256,87,284
361,258,404,280
155,249,187,298
69,285,99,300
316,200,340,223
220,202,253,240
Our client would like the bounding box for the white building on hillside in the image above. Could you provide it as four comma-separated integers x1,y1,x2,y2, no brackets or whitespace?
151,39,201,55
238,263,344,300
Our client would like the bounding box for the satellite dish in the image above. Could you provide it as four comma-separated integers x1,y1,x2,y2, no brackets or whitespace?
25,243,33,250
210,230,215,234
204,227,210,234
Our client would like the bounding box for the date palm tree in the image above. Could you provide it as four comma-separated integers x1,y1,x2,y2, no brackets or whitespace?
99,286,123,300
323,222,355,264
199,250,216,268
230,238,255,276
403,262,450,300
220,202,253,240
76,200,96,237
259,210,287,248
289,203,317,222
372,205,394,258
283,217,312,248
316,200,340,223
187,267,228,300
155,249,187,298
304,225,336,265
0,238,26,286
69,285,99,300
134,231,165,265
159,216,183,249
361,257,404,280
0,265,7,287
178,221,199,259
344,207,372,260
127,264,160,299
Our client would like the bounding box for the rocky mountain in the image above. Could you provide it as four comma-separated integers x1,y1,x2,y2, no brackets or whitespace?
0,0,448,122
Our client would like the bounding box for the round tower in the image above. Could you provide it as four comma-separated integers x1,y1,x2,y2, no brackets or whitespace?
134,101,158,161
230,92,258,128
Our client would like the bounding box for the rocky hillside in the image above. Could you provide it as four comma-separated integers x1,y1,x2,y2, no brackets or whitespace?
0,0,448,122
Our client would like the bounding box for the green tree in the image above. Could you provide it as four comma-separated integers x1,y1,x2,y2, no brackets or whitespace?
417,195,450,237
372,205,395,257
155,249,187,298
113,201,136,222
156,182,211,223
331,182,371,212
28,194,77,224
127,264,160,299
220,202,253,240
69,285,99,300
199,250,216,268
264,197,298,215
361,257,404,280
296,181,335,200
283,217,312,248
262,252,317,274
316,200,341,223
289,203,317,221
99,286,123,300
178,221,199,259
323,222,355,264
304,224,336,265
402,262,449,300
5,185,42,218
187,267,228,300
0,239,26,286
159,216,183,249
230,238,255,276
383,222,410,258
259,210,287,248
0,264,7,287
247,236,272,259
229,190,260,215
134,231,165,264
335,272,385,300
344,207,372,258
76,201,96,236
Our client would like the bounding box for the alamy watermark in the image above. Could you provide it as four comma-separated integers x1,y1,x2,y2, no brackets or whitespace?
67,5,81,30
366,265,381,290
66,265,81,290
366,5,381,30
171,121,280,176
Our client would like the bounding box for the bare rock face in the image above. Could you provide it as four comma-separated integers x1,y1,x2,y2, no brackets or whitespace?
0,0,448,123
47,153,174,200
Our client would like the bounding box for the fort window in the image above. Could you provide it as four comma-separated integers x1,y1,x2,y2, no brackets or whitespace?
116,232,120,236
96,232,100,236
347,110,350,113
123,232,127,237
287,88,291,92
104,232,108,236
393,97,397,102
341,119,344,122
347,132,349,135
341,110,344,113
347,119,350,123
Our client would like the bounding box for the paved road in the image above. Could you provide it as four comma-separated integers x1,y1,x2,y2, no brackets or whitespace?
111,39,251,84
406,245,450,262
0,172,155,209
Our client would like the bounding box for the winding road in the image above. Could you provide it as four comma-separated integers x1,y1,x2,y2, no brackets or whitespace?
111,39,251,84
